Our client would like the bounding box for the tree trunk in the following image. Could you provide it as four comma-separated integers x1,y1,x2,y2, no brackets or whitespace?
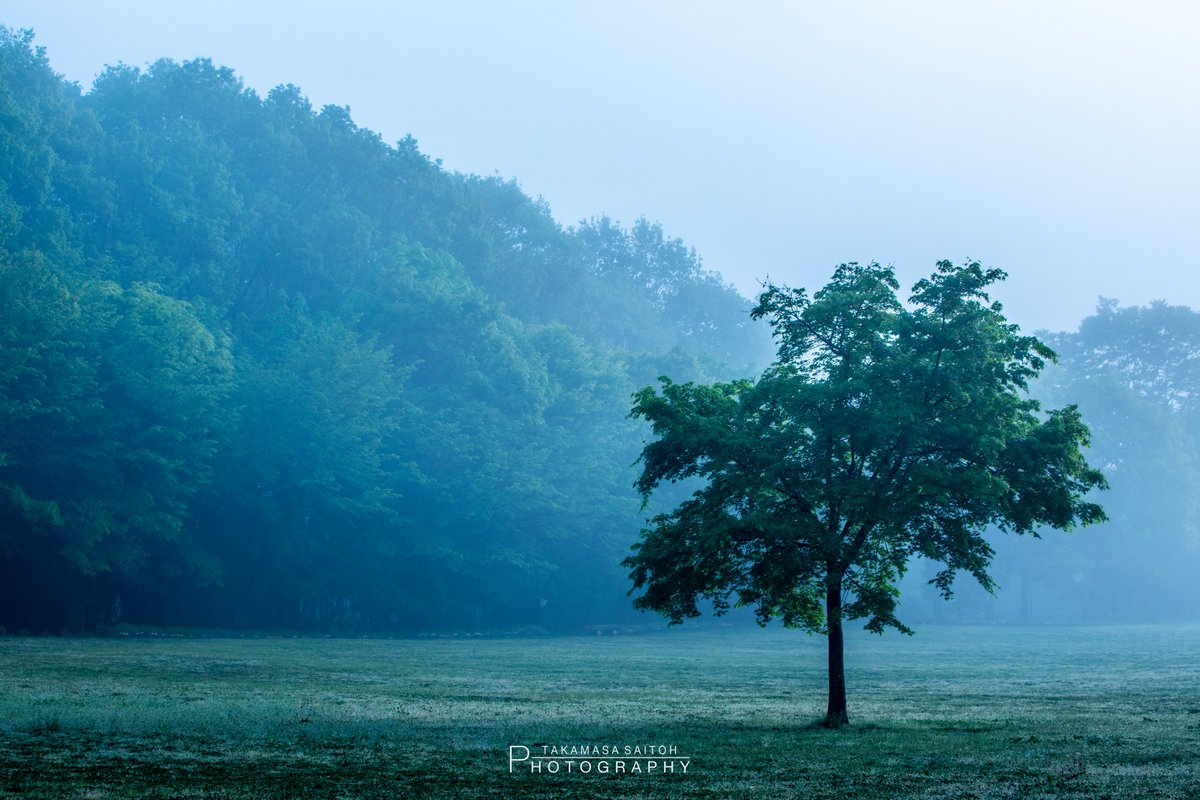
824,574,849,728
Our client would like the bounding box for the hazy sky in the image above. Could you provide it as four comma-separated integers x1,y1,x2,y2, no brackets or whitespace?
7,1,1199,332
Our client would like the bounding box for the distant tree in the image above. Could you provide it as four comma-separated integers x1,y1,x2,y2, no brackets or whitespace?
1047,298,1200,426
625,261,1107,727
1022,300,1200,622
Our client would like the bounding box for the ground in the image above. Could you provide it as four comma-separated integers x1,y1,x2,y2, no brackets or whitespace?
1,624,1198,798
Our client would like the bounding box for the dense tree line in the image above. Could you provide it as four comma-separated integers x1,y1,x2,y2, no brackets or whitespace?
0,28,770,633
2,28,1196,634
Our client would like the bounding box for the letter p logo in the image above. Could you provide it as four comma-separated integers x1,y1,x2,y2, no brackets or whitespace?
509,745,530,773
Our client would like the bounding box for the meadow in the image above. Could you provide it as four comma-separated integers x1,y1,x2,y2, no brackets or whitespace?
1,624,1198,798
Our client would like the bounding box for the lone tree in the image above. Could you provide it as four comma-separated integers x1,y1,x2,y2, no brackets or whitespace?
625,261,1107,727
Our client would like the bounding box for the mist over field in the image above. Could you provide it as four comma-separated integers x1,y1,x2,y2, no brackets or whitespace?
1,6,1199,797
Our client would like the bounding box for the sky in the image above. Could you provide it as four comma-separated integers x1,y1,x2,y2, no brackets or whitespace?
6,0,1200,333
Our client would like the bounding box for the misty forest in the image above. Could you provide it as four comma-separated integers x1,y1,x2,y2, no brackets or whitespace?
6,20,1200,799
2,27,1199,639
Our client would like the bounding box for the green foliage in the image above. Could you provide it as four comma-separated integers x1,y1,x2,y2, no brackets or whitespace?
0,27,767,632
574,216,771,372
200,306,404,615
626,261,1108,721
0,252,232,581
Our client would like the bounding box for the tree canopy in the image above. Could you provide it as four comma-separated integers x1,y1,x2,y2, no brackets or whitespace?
0,27,771,634
626,261,1108,726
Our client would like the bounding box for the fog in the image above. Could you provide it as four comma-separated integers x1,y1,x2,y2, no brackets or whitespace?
0,5,1198,636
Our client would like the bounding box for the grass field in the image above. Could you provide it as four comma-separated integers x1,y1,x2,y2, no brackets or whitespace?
1,624,1198,798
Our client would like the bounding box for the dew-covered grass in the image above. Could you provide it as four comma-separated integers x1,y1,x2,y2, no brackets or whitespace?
2,624,1198,798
